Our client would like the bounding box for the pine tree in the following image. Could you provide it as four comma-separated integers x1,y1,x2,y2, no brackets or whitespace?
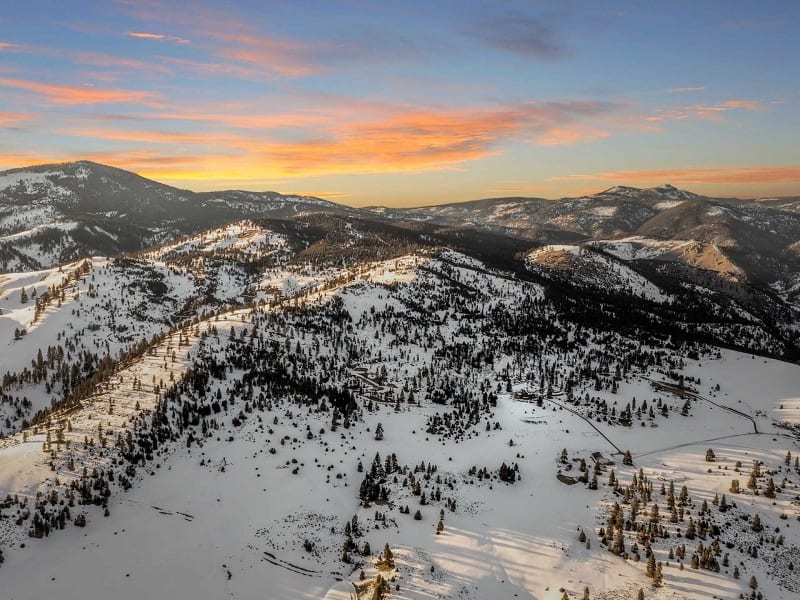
381,543,394,568
748,575,758,590
612,527,625,555
653,563,663,587
751,513,763,532
371,574,390,600
646,553,656,578
685,517,696,539
374,422,384,441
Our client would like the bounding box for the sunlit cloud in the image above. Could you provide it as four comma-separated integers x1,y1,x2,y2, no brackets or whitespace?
0,77,160,105
211,33,324,77
248,101,619,176
644,99,762,123
536,124,611,145
680,99,763,120
127,31,190,44
41,99,620,183
0,112,33,127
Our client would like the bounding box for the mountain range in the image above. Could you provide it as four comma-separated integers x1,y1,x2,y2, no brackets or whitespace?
2,161,798,293
1,160,800,599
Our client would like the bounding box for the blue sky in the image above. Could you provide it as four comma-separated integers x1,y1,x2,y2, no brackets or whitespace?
1,0,798,205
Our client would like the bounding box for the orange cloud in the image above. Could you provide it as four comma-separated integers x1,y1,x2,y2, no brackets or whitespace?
536,124,610,145
679,99,762,120
212,33,322,77
242,102,616,176
552,165,800,185
0,77,160,105
34,100,619,183
0,112,33,127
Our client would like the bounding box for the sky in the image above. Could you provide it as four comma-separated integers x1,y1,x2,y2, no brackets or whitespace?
0,0,799,206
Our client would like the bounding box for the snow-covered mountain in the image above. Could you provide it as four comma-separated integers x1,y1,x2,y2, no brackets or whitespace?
0,161,354,272
379,186,799,287
1,162,800,599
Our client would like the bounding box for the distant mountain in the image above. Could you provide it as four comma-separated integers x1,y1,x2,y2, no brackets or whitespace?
1,160,799,307
2,167,800,600
375,184,800,291
0,160,353,271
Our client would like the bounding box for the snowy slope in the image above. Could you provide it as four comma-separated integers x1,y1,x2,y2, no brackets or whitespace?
1,247,799,600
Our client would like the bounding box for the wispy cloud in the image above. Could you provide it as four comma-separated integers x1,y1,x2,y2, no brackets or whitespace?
74,51,172,75
127,31,190,44
645,99,762,123
211,33,322,77
0,77,160,105
0,111,34,127
466,12,568,59
659,86,705,94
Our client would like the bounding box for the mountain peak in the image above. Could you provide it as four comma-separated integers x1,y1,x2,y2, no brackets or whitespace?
596,185,643,197
647,183,699,200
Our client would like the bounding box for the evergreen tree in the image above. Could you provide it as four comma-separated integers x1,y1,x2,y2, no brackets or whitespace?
381,543,394,568
646,553,656,578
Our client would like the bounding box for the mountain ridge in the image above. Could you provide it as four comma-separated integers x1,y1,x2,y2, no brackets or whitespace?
1,159,799,306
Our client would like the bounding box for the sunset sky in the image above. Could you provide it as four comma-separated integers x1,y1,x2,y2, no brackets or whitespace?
1,0,798,206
